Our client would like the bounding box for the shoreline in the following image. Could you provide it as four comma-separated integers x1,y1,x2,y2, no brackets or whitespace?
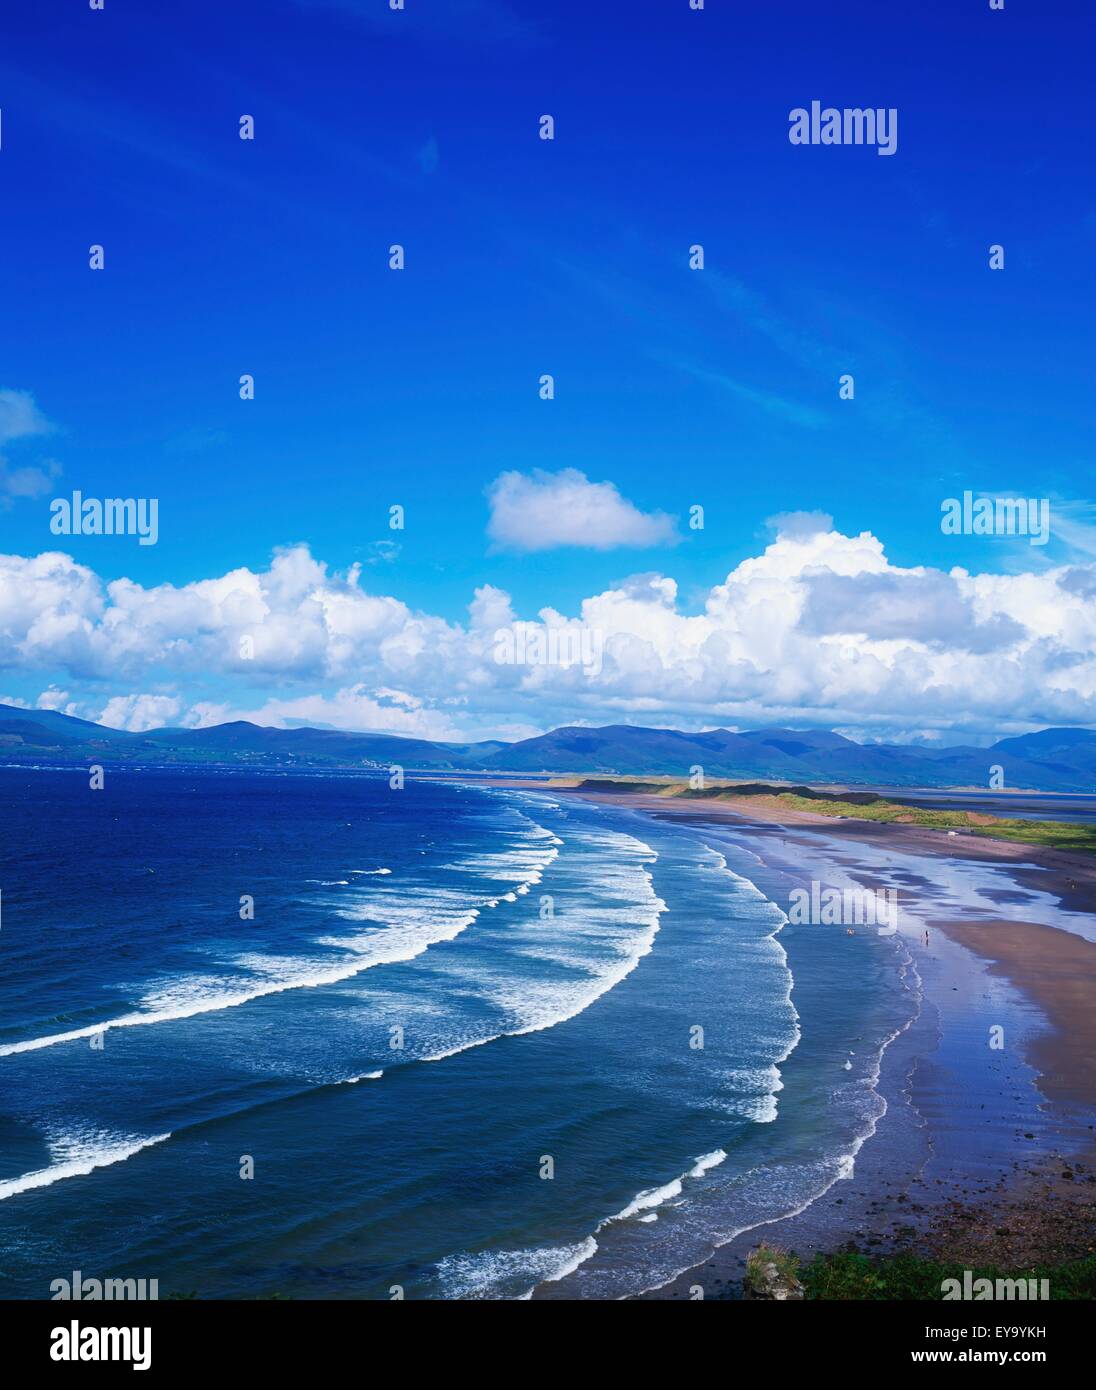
495,779,1096,1298
557,782,1096,1108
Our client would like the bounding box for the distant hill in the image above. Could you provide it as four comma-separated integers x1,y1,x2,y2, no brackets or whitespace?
0,703,1092,792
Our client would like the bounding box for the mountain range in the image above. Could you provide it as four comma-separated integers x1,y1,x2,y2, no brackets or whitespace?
1,703,1095,791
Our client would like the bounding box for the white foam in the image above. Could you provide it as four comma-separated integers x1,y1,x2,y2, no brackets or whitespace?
702,843,802,1068
0,902,485,1057
1,797,575,1059
600,1144,728,1232
0,1129,170,1202
438,1236,598,1300
419,829,665,1063
689,1148,728,1178
607,1177,683,1223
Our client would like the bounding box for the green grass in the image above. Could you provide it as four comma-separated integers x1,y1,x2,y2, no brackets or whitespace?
745,1243,801,1289
575,778,1096,857
767,794,1096,854
964,818,1096,853
798,1251,1096,1301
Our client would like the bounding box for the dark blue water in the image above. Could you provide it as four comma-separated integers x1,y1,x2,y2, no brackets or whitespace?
0,767,916,1299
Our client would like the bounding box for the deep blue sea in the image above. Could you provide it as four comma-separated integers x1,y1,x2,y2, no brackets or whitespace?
0,767,918,1299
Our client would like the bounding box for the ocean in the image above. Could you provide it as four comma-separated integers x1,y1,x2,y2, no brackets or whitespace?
0,767,920,1299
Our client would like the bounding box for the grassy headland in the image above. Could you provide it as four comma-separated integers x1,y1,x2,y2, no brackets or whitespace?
748,1243,1096,1300
566,779,1096,856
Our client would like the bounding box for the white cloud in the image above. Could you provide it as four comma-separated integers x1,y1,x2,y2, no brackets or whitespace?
233,686,462,739
765,509,833,539
1049,499,1096,559
0,388,54,446
36,686,73,713
97,694,183,732
486,468,678,552
2,521,1096,741
0,388,60,506
0,457,61,505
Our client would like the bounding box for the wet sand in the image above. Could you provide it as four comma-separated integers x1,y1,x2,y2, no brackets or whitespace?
555,784,1096,912
534,781,1096,1296
445,775,1096,1296
565,788,1096,1102
933,918,1096,1107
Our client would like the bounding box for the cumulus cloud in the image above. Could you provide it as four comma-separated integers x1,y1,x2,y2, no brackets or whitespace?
486,468,679,552
36,686,73,713
766,510,834,539
223,686,463,740
799,570,1025,652
2,528,1096,740
96,694,184,732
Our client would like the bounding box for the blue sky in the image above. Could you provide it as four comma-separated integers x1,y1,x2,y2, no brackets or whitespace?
1,0,1094,741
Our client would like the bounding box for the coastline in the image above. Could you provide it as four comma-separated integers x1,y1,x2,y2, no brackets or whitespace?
490,779,1096,1299
560,783,1096,1103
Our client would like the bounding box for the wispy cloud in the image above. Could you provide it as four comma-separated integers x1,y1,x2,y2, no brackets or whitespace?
669,359,828,430
1047,497,1096,559
0,388,54,446
0,388,60,508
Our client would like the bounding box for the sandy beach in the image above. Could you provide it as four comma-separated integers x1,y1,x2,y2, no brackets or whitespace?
479,779,1096,1299
561,784,1096,1103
